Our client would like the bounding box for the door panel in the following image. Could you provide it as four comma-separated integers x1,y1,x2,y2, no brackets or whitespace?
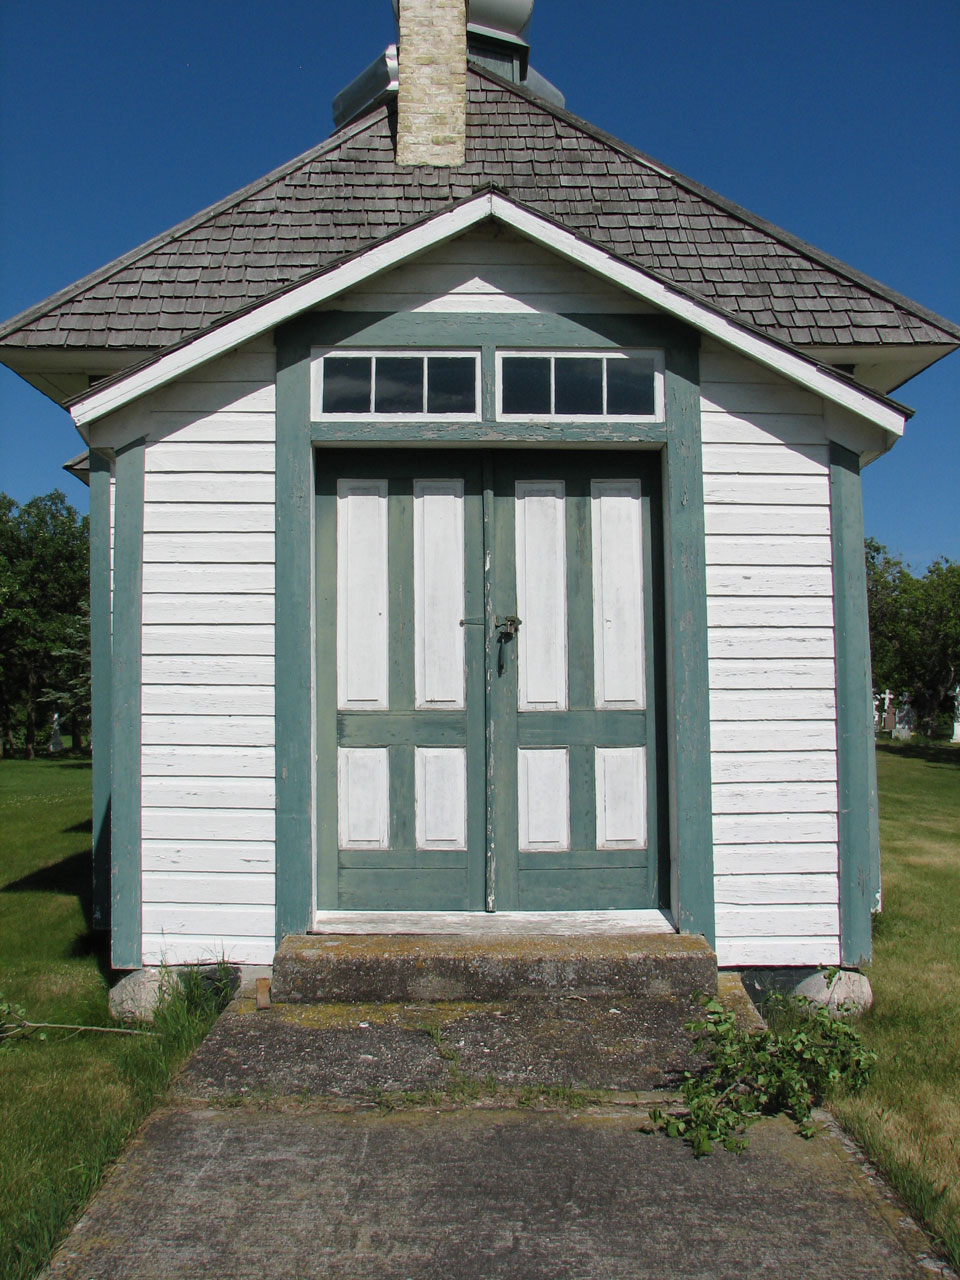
316,449,664,914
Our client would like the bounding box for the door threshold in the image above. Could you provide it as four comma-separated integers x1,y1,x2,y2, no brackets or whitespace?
310,909,675,937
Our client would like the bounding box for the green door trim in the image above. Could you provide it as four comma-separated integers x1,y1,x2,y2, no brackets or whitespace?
274,310,713,944
830,442,879,966
89,452,112,934
662,337,715,947
111,439,144,969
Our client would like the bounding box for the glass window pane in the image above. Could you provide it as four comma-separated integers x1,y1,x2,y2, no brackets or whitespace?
375,357,424,413
554,357,603,415
427,357,476,414
606,356,656,416
322,357,372,413
501,357,551,414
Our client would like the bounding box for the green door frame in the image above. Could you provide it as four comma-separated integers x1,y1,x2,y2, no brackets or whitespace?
275,309,714,947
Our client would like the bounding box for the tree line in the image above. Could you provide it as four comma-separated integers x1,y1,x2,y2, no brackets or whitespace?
0,492,89,758
865,538,960,737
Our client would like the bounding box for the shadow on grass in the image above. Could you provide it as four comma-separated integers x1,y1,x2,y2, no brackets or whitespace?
1,845,112,978
877,741,960,769
65,816,93,835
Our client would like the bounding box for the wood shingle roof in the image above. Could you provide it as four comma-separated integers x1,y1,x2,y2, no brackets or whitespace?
1,69,957,356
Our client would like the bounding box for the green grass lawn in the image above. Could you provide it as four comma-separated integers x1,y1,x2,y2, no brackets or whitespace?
832,740,960,1269
0,759,226,1280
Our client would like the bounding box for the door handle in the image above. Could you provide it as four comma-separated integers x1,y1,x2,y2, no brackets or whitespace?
495,615,521,676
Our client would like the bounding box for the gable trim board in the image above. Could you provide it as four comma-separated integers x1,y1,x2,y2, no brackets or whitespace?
66,195,908,444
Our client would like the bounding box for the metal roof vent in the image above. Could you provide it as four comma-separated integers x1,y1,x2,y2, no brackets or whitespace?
333,0,563,131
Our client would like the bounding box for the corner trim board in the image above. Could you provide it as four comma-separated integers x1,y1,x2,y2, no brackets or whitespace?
830,443,879,966
111,439,144,968
89,452,112,932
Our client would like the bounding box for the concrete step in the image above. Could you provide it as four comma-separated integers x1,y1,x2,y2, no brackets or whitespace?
272,931,716,1004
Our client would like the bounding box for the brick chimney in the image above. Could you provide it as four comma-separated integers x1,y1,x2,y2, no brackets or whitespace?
396,0,467,167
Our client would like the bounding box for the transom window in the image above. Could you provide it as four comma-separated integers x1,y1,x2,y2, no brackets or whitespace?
312,351,480,419
497,351,662,420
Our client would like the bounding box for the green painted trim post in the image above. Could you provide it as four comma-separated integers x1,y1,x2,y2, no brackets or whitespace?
662,336,715,948
830,443,879,967
275,327,316,942
110,440,144,969
89,452,112,933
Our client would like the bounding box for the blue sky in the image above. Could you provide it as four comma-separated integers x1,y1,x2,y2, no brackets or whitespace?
1,0,957,568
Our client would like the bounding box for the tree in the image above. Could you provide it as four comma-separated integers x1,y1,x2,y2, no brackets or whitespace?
0,492,89,757
865,537,960,735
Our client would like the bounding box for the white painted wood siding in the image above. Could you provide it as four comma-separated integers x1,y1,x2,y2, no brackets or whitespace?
139,338,277,966
701,341,840,968
326,225,656,315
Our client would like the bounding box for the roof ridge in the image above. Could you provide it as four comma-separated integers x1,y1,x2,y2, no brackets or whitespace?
469,64,960,343
0,107,391,343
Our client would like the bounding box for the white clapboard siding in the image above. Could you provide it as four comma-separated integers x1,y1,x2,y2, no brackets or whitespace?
713,813,839,844
714,874,838,905
712,783,837,814
142,564,275,594
142,625,275,656
700,414,827,447
135,341,278,967
702,357,840,967
716,937,840,967
143,534,275,563
706,566,832,596
142,715,275,746
142,656,275,685
703,444,828,476
701,475,828,506
142,594,274,625
142,746,275,777
141,684,275,717
145,443,276,473
715,904,839,936
335,225,651,315
707,628,835,659
142,840,275,874
710,721,837,752
150,411,276,443
713,844,838,875
141,777,276,809
710,691,835,721
141,807,276,841
143,473,275,504
711,751,837,783
142,872,274,905
700,382,822,416
142,935,275,966
704,505,832,537
143,503,275,533
149,381,275,415
707,597,835,627
706,537,832,566
141,903,276,936
708,660,835,689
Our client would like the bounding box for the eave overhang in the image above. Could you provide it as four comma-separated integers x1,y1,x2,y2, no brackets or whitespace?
66,190,911,441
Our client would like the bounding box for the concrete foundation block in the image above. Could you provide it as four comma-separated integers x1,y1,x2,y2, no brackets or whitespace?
794,969,873,1014
109,968,180,1023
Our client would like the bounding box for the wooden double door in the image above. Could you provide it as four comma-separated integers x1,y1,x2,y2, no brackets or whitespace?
315,450,665,913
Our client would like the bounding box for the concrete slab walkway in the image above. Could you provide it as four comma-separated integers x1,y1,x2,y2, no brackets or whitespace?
41,993,954,1280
